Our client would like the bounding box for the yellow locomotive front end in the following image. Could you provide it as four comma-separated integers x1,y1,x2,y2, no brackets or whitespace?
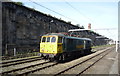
39,35,63,59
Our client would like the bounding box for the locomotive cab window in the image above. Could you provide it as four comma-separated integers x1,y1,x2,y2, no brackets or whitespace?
58,37,62,43
51,37,56,42
47,37,50,42
42,37,46,42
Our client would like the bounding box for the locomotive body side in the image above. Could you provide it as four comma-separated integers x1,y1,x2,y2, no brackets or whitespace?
63,37,92,55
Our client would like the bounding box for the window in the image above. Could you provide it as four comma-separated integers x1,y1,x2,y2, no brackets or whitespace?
58,37,62,43
87,41,91,45
47,37,50,42
42,37,46,42
51,37,56,42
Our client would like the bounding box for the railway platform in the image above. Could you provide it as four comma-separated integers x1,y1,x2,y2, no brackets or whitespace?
82,47,119,75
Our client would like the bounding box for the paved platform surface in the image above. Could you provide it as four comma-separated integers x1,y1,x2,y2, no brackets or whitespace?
82,47,119,75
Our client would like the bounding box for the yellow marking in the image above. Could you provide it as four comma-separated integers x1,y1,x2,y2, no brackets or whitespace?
57,43,63,53
76,45,84,48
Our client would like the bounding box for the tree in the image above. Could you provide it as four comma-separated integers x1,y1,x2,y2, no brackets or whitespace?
15,2,23,6
81,26,85,29
76,24,80,27
68,21,71,24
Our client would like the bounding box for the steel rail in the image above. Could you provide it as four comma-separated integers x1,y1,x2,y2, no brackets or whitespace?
1,57,43,68
1,56,41,64
76,50,111,75
16,63,58,76
1,61,50,75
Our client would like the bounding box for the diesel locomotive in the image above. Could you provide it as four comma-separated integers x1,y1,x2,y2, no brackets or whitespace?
38,33,92,61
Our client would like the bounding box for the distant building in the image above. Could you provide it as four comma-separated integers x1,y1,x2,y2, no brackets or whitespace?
108,40,115,45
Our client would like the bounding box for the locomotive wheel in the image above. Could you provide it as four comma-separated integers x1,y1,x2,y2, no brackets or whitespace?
38,53,43,57
55,53,67,62
58,55,62,61
62,54,65,61
49,58,54,62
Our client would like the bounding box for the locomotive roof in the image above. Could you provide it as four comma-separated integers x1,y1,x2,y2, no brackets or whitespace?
43,33,92,41
43,33,66,36
66,36,92,41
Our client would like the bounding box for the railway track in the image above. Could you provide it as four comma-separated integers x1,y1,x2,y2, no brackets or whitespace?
1,61,55,75
32,46,114,75
1,59,56,75
1,56,59,76
1,56,41,64
0,56,42,67
16,62,58,76
1,46,114,76
54,47,113,76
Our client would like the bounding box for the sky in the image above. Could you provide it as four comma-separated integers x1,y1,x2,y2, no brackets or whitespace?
11,0,119,41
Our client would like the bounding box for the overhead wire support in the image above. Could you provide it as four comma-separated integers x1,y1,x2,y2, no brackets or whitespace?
29,0,80,24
